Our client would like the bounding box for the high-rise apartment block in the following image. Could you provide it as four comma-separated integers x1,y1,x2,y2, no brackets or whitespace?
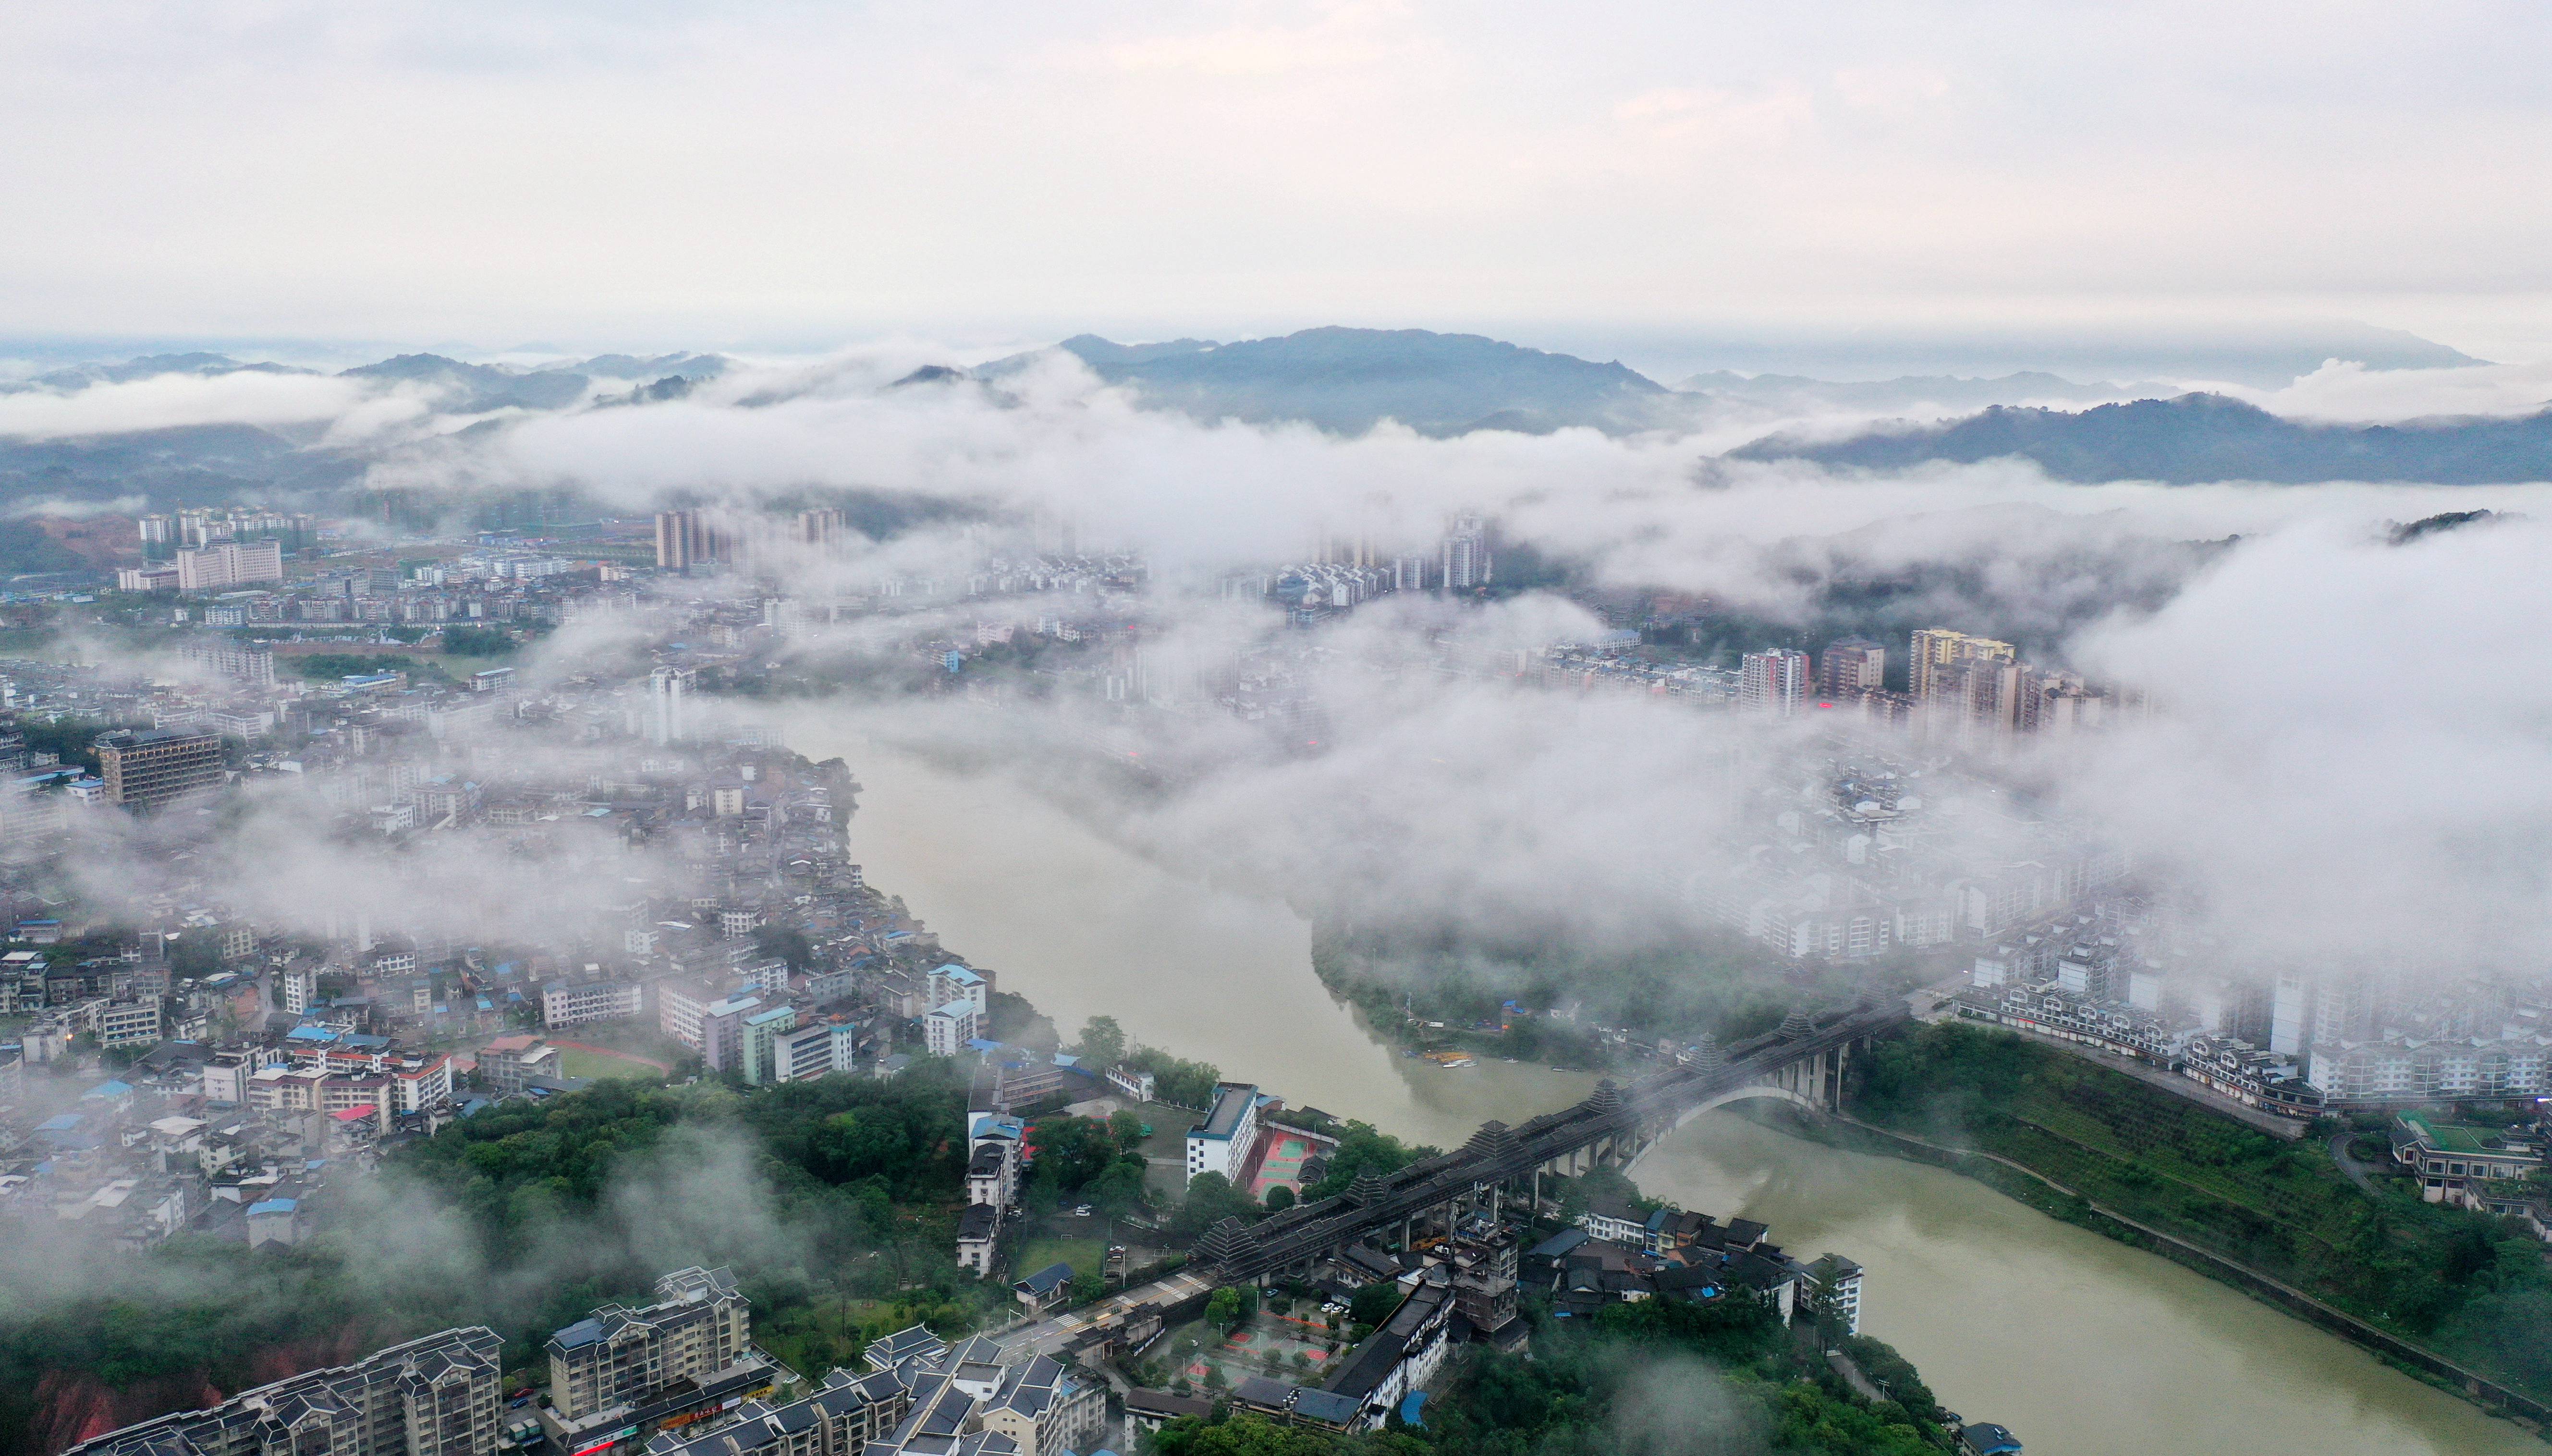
1439,515,1492,592
648,667,693,745
95,728,225,811
1738,649,1810,717
180,642,278,685
174,538,284,592
1817,638,1886,699
796,508,847,545
1908,629,2014,700
654,511,731,570
547,1267,754,1423
64,1327,503,1456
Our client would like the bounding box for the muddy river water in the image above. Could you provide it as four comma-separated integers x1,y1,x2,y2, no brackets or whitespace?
803,725,2537,1456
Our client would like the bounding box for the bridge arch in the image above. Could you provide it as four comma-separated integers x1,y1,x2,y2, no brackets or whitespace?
1619,1083,1826,1174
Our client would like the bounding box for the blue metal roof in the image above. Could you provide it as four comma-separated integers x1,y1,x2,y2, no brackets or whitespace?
246,1198,297,1215
1527,1228,1589,1260
1014,1262,1074,1295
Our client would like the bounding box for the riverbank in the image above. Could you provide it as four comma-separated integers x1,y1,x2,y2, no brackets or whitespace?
1844,1020,2552,1428
803,725,2552,1456
1760,1104,2552,1432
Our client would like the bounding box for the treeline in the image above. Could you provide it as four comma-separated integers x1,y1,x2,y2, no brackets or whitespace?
1852,1022,2552,1400
1309,922,1873,1065
1153,1295,1951,1456
1121,1045,1222,1110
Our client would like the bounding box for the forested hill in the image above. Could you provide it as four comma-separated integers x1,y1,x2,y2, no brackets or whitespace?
992,328,1673,436
1731,393,2552,484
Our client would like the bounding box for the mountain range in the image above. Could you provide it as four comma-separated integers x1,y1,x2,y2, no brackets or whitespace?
1730,393,2552,485
986,328,1675,436
4,331,2545,516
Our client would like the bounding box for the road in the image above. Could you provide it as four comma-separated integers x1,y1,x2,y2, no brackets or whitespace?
2329,1131,2383,1195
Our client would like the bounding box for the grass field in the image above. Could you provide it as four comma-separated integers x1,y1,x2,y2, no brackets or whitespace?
1011,1235,1106,1285
559,1045,669,1082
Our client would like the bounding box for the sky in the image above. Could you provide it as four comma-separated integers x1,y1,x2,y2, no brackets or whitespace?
4,2,2550,365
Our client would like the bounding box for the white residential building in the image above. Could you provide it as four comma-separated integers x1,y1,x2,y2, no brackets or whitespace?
542,980,644,1029
773,1020,859,1081
923,1000,979,1057
1185,1081,1260,1185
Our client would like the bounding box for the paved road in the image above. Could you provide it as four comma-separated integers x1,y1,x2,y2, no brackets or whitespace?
1825,1348,1887,1403
2328,1131,2382,1195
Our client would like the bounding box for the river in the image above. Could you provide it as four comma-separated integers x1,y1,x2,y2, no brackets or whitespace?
804,723,2539,1456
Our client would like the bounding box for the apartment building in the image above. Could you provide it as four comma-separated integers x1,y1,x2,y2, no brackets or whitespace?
548,1267,754,1423
96,995,163,1048
542,979,643,1029
850,1329,1104,1456
649,1369,912,1456
64,1327,503,1456
1185,1082,1261,1185
479,1035,561,1094
773,1019,858,1082
174,538,285,592
922,1000,978,1057
95,728,225,811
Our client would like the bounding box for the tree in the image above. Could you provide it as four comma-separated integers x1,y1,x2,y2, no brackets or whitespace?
1109,1108,1148,1150
1123,1046,1220,1109
1026,1116,1123,1192
1084,1160,1149,1217
1304,1122,1436,1202
1348,1282,1404,1328
986,991,1058,1053
440,626,516,656
1172,1172,1262,1240
1263,1185,1295,1212
1075,1015,1126,1069
755,926,819,972
171,929,223,980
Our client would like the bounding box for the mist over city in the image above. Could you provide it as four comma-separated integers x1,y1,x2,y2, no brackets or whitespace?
1,6,2549,1456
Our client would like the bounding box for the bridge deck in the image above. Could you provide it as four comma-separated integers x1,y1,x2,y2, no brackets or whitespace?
1201,1002,1910,1280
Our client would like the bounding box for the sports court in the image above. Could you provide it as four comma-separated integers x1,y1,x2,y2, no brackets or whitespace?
1248,1128,1315,1199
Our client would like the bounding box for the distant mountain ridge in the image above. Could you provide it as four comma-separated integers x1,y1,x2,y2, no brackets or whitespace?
8,353,317,391
991,327,1675,435
1677,369,2163,414
1731,393,2552,485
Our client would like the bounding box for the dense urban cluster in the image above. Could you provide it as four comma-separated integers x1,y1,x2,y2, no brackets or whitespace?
7,493,2548,1456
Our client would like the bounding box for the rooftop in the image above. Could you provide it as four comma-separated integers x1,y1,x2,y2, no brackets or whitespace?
1195,1082,1258,1141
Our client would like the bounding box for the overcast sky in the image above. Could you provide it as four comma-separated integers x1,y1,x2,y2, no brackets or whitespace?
4,2,2547,361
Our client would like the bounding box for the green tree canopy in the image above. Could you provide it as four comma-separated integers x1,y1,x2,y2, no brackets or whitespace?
1074,1015,1126,1069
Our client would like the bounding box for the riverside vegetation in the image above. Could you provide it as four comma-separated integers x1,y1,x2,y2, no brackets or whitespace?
1839,1022,2552,1403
